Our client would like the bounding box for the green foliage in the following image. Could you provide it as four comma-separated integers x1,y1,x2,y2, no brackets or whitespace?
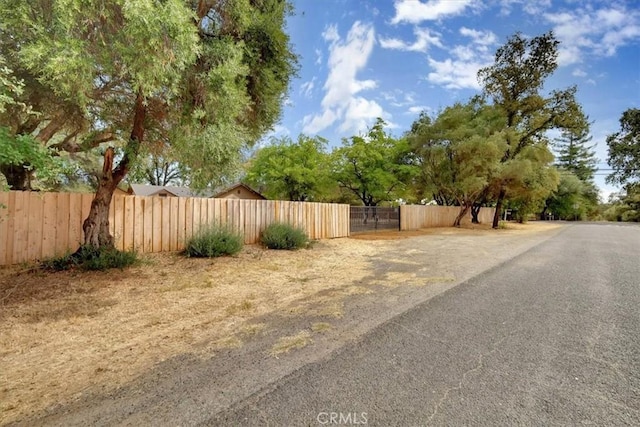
478,31,583,227
260,222,309,250
606,108,640,186
0,126,71,189
502,145,560,222
0,54,24,112
332,118,418,206
184,225,244,258
408,99,505,212
42,246,139,271
0,0,298,193
604,184,640,222
245,135,333,201
543,171,599,220
553,118,597,183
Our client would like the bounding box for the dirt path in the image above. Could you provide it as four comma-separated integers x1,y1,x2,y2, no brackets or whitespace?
0,222,565,425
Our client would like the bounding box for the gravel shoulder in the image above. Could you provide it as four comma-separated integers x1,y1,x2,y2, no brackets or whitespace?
0,221,565,425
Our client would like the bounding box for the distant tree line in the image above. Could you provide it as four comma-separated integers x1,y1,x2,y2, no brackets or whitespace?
4,14,639,251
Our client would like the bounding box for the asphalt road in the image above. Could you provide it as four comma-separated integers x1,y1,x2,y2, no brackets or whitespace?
210,223,640,426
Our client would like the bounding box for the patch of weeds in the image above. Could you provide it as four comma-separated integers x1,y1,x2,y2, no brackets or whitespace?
260,222,309,250
184,224,243,258
240,323,266,337
214,336,243,350
270,331,312,356
41,246,139,272
497,221,509,229
311,322,333,333
226,300,254,316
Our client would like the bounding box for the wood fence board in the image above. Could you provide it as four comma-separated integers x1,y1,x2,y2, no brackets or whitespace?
151,197,162,252
176,197,186,250
0,192,9,265
41,193,58,259
122,196,135,251
161,198,171,252
142,197,152,252
168,197,179,251
112,196,124,251
198,198,208,230
68,193,83,251
12,192,29,262
26,194,42,260
54,193,70,256
185,198,194,241
133,196,144,252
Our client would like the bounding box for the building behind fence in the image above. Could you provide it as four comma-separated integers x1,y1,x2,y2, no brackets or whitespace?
0,192,496,266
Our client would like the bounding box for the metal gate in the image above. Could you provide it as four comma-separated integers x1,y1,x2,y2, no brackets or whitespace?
350,206,400,233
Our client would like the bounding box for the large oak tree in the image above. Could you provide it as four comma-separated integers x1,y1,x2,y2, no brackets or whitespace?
0,0,298,249
478,31,583,228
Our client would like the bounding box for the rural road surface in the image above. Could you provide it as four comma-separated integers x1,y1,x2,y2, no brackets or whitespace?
25,223,639,426
210,223,640,425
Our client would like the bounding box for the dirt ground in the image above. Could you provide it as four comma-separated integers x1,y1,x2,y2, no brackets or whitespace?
0,221,563,424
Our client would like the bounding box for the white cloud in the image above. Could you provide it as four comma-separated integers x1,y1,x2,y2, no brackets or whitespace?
390,0,477,25
380,27,443,52
315,48,323,65
498,0,551,16
406,105,430,115
459,27,497,48
426,27,497,90
381,90,419,108
572,68,587,78
303,22,389,135
299,78,316,98
322,24,340,43
544,5,640,66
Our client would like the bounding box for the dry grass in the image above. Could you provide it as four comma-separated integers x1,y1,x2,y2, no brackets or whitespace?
0,239,380,424
311,322,334,333
270,331,313,356
0,221,562,424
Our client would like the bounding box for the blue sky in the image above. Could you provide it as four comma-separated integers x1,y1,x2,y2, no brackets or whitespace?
270,0,640,199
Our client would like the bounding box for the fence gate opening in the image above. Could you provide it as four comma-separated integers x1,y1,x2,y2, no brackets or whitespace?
350,206,400,233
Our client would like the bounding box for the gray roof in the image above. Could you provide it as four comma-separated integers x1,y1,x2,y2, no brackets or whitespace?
212,183,266,199
128,184,214,198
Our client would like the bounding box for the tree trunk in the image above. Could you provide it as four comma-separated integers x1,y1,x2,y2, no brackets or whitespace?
539,205,548,220
471,204,481,224
82,147,119,248
453,204,471,227
492,188,506,228
0,163,33,190
81,92,146,250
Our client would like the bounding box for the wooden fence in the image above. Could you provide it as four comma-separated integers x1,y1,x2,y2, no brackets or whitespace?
400,205,496,230
0,191,499,266
0,192,350,266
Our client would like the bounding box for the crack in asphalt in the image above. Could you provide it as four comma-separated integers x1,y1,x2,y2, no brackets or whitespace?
425,331,518,425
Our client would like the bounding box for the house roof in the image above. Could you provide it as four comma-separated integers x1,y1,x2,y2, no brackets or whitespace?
212,183,266,199
128,184,214,198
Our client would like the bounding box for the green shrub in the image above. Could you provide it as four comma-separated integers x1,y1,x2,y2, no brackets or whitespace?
261,222,309,250
184,224,243,258
42,245,139,271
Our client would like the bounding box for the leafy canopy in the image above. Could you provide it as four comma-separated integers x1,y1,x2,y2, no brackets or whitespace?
245,135,333,201
0,0,299,190
409,99,505,209
332,118,418,206
607,108,640,186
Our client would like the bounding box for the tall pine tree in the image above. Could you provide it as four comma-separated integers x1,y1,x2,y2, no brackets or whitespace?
553,115,597,183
